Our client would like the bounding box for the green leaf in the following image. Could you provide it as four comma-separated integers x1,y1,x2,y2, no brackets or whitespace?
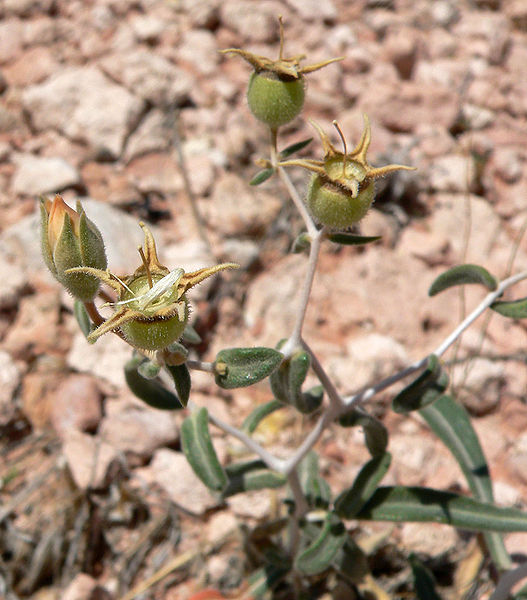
295,513,347,576
223,459,286,497
392,355,449,414
180,407,227,492
420,395,511,570
299,451,332,509
356,486,527,532
428,264,498,297
270,349,322,414
292,231,311,254
279,137,313,159
335,452,392,519
247,565,289,599
124,357,183,410
242,400,284,434
166,363,191,407
327,233,382,246
181,323,202,344
332,539,370,585
338,408,388,457
409,553,442,600
73,300,92,338
491,297,527,319
137,360,161,379
214,347,283,389
250,168,275,186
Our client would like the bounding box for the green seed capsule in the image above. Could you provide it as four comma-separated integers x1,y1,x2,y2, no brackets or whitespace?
247,71,305,128
306,174,375,229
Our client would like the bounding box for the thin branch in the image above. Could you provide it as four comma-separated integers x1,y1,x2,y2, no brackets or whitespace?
281,228,325,357
489,562,527,600
301,338,344,409
188,400,285,473
186,360,215,373
277,166,318,238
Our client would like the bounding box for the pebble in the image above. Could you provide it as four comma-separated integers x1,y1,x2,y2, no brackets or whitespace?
11,154,81,196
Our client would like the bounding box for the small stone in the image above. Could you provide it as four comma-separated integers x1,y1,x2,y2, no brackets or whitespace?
141,448,218,514
177,30,219,76
62,573,111,600
400,522,459,556
98,405,178,461
0,19,23,64
287,0,337,21
0,350,21,426
460,103,495,130
63,430,120,490
452,358,505,415
383,27,420,79
50,375,102,438
493,147,523,183
504,0,527,31
205,511,238,545
0,252,27,308
2,46,58,86
228,490,273,520
67,332,131,389
101,50,193,107
124,109,171,162
221,239,259,270
12,154,81,196
20,368,62,431
329,334,409,392
428,154,476,193
205,172,281,237
220,0,279,42
129,14,165,42
3,0,54,17
22,67,144,159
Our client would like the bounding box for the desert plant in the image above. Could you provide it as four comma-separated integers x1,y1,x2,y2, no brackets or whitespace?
41,20,527,600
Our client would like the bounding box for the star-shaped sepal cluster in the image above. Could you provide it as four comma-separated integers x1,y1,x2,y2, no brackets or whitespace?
68,223,238,351
221,17,343,129
280,115,415,228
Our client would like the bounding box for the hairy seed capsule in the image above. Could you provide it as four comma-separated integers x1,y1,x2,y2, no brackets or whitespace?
306,174,375,229
247,71,305,129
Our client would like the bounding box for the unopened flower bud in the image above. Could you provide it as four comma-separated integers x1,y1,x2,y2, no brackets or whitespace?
40,195,107,300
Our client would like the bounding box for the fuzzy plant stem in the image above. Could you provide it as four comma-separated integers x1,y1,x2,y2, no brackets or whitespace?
277,166,318,238
287,468,309,556
281,226,326,358
489,562,527,600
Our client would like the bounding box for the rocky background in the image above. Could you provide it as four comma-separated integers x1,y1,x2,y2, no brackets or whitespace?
1,0,527,598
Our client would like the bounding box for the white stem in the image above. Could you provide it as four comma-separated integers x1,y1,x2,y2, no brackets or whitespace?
343,270,527,407
489,563,527,600
187,400,285,472
277,166,318,238
186,360,215,373
302,338,344,409
281,228,325,358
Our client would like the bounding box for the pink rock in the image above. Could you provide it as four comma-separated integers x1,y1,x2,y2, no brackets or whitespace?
98,406,178,461
51,374,102,438
220,0,280,43
205,172,281,237
0,19,23,64
63,430,120,490
2,46,58,86
100,50,193,107
22,67,144,159
383,27,421,79
62,573,111,600
138,448,218,514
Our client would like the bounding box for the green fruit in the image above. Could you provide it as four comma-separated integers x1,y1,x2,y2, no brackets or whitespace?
306,174,375,229
247,71,305,128
118,275,189,351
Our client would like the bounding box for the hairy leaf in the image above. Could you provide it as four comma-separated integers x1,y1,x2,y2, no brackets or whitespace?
335,452,392,519
74,300,92,338
357,487,527,532
250,168,275,186
328,233,382,246
428,264,497,296
279,137,313,159
338,408,388,456
295,513,347,576
167,363,191,408
242,400,284,434
214,347,283,389
392,355,449,413
124,357,183,410
181,407,227,492
491,297,527,319
409,553,442,600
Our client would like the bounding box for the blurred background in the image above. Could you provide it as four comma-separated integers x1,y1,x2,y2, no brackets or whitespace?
1,0,527,598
